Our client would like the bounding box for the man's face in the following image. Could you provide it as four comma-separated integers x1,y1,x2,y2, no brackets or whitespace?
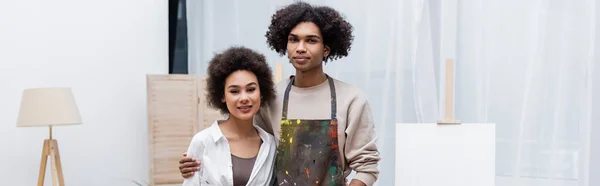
286,22,330,72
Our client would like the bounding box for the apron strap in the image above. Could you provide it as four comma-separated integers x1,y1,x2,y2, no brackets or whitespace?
327,76,337,121
281,74,337,121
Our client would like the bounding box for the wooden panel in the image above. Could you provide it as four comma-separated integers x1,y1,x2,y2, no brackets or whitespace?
147,74,199,185
275,63,283,83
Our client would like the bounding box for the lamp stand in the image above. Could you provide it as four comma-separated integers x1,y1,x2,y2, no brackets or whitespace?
37,126,64,186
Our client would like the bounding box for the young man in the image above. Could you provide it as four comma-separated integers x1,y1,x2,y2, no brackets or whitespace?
179,2,380,186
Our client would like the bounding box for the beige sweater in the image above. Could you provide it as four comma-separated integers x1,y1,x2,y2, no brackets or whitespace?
255,76,381,186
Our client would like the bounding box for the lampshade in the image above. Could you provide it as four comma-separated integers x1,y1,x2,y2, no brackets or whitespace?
16,87,82,127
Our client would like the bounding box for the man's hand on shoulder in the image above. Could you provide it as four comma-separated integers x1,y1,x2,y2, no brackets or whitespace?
179,152,201,178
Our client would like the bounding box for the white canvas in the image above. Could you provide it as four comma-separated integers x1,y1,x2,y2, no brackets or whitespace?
396,123,495,186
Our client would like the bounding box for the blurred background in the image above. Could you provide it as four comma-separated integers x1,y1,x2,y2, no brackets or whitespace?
1,0,597,185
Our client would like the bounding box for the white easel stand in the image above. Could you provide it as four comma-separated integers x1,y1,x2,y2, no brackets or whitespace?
395,59,496,186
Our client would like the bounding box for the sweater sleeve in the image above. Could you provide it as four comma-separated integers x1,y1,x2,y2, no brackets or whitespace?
344,95,381,186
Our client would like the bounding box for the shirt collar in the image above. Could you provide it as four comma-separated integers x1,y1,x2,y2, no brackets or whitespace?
209,120,225,143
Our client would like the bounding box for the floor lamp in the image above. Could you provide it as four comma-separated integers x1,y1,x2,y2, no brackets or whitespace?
16,87,82,186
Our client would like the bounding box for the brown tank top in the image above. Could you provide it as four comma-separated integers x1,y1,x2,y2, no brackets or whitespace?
231,154,257,186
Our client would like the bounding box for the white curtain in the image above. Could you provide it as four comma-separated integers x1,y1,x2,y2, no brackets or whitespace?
399,0,597,186
187,0,596,186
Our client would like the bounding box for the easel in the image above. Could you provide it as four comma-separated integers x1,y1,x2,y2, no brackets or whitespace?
37,126,65,186
437,59,460,124
396,59,495,186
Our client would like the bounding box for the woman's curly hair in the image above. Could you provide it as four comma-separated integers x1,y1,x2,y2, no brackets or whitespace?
265,2,354,62
206,46,276,115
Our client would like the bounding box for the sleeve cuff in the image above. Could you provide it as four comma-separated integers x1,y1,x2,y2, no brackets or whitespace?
353,172,377,186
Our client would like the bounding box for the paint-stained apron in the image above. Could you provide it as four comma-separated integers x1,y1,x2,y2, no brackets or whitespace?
275,75,345,186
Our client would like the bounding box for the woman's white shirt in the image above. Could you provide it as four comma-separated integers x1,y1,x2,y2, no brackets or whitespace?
182,120,276,186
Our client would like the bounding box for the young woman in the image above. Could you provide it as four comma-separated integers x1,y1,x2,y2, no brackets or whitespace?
182,46,277,186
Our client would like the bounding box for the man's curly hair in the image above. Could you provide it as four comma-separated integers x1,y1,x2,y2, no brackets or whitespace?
206,46,276,115
265,2,354,62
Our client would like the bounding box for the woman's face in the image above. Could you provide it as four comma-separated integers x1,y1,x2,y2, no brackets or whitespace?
222,70,261,121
